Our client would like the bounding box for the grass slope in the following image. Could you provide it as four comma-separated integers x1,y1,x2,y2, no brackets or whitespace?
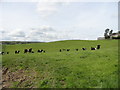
2,40,118,88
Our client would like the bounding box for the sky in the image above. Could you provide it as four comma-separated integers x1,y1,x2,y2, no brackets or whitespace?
0,0,119,42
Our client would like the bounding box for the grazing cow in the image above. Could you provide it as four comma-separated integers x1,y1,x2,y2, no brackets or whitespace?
67,49,70,51
31,51,34,53
24,48,33,53
38,49,45,53
15,50,20,54
28,48,32,53
6,52,9,54
76,49,79,51
96,45,101,49
41,49,44,52
24,49,28,53
37,50,40,52
37,50,41,53
82,48,86,50
59,49,62,52
38,49,43,53
0,52,4,55
91,47,96,50
91,45,101,50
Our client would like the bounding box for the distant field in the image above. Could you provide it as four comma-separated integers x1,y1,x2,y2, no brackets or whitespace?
1,40,118,88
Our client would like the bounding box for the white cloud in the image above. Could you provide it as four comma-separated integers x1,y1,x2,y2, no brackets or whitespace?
36,1,70,18
25,25,70,42
0,25,71,42
0,28,8,40
36,2,57,17
1,28,26,41
9,29,25,37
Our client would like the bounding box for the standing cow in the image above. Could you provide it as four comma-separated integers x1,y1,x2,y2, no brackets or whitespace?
76,49,79,51
91,45,101,50
59,49,62,52
82,48,86,50
6,52,9,54
28,48,32,53
24,48,33,53
38,49,43,53
67,49,70,51
24,49,28,53
96,45,101,49
38,49,45,53
15,50,20,54
91,47,96,50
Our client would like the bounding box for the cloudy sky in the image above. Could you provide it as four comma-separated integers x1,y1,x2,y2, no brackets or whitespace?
0,0,119,42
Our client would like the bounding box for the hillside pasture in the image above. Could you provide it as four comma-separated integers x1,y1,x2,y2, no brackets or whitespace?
1,40,118,88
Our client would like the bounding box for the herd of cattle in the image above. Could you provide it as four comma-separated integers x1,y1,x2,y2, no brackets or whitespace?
0,45,101,55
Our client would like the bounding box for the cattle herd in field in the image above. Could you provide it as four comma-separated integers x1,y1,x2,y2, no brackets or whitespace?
0,45,101,55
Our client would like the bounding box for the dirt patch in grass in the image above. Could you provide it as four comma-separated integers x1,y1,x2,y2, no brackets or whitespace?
2,67,38,88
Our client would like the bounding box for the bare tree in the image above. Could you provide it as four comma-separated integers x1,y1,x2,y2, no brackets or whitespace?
104,28,110,39
109,30,113,36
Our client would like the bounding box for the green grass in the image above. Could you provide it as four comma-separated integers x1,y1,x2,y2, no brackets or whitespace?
2,40,118,88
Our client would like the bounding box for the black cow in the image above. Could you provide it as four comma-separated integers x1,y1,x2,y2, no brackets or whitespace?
59,49,62,52
91,47,96,50
28,48,32,53
6,52,9,54
41,49,44,52
82,48,86,50
37,50,41,52
75,49,79,51
38,49,45,53
31,51,34,53
96,45,101,49
15,50,20,54
91,45,101,50
67,49,70,51
38,49,43,53
24,49,27,53
24,48,33,53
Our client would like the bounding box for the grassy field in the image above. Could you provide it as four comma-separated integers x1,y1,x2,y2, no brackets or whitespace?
1,40,118,88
